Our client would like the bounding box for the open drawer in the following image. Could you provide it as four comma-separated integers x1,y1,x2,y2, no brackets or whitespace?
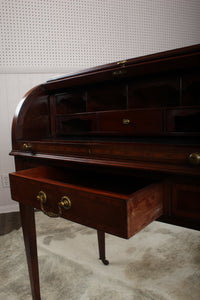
9,167,163,239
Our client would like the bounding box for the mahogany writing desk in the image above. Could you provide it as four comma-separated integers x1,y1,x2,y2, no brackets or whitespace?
9,45,200,299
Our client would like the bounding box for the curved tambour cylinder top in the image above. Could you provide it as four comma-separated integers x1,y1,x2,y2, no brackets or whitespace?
11,44,200,176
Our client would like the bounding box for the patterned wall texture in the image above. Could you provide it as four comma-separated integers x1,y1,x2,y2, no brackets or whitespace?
1,0,200,73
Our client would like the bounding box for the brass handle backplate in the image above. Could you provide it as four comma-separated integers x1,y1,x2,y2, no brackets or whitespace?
36,191,71,218
188,153,200,165
58,196,71,215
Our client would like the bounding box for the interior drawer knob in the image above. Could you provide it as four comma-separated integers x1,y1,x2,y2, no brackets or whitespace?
188,153,200,165
23,143,32,151
122,118,131,125
58,196,71,215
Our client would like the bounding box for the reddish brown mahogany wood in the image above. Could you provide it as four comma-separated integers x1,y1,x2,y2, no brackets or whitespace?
9,45,200,298
172,182,200,220
20,203,41,300
9,166,164,238
97,230,109,265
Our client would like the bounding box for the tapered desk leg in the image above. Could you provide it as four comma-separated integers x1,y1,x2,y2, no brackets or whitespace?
20,203,41,300
97,230,109,265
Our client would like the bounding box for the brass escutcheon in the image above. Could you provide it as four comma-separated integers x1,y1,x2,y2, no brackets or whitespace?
117,60,127,68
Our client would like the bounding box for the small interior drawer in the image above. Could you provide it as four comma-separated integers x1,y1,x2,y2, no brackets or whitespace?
98,109,162,135
9,167,163,238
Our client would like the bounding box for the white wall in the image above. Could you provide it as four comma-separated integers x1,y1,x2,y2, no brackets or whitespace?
1,0,200,73
0,0,200,212
0,73,65,212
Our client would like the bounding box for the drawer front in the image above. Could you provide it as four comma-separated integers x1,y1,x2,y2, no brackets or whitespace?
16,141,200,176
9,167,163,239
172,183,200,220
98,109,162,135
9,174,127,237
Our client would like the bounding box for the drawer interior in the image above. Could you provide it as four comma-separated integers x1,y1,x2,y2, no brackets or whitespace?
14,166,156,197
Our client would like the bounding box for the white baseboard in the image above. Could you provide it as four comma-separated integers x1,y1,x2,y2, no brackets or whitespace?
0,203,19,214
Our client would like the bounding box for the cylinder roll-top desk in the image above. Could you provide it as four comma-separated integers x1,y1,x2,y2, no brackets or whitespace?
9,45,200,299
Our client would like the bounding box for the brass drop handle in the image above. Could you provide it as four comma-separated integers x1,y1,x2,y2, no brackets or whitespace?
188,153,200,165
36,191,71,218
36,190,47,203
58,196,71,215
36,191,60,218
23,143,32,151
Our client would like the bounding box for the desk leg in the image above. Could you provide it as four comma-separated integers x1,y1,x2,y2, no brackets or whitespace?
20,203,41,300
97,230,109,265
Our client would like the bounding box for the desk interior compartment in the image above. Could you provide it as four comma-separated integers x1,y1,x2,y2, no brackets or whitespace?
9,166,163,238
166,108,200,133
56,113,97,136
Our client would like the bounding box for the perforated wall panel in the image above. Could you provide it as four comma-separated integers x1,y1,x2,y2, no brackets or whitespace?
1,0,200,73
